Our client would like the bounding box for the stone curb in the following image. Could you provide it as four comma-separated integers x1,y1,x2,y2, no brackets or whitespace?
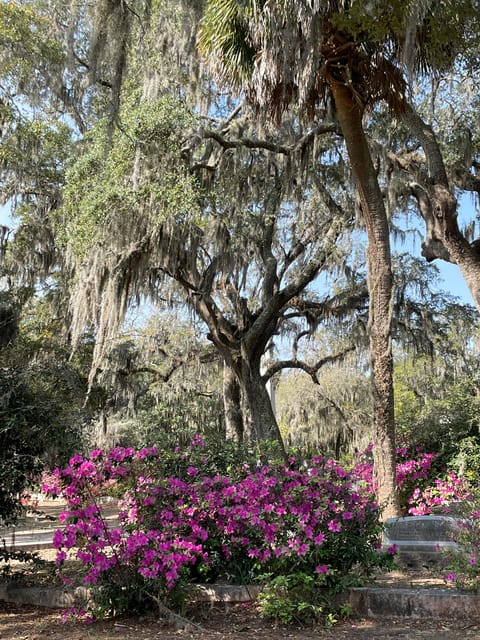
0,584,91,609
2,582,480,620
349,586,480,619
0,583,261,610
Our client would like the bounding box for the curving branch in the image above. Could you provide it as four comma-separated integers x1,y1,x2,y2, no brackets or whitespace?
398,101,480,310
114,345,218,384
201,121,340,156
262,344,356,384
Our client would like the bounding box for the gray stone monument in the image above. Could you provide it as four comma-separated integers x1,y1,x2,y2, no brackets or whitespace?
382,515,460,566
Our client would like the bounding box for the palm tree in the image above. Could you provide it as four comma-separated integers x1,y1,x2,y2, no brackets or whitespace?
198,0,469,517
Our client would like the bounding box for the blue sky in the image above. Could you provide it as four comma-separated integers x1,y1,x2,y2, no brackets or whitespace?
434,260,474,306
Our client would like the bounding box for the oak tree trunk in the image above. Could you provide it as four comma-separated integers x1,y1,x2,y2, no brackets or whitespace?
223,359,244,443
401,105,480,313
424,185,480,312
240,357,286,460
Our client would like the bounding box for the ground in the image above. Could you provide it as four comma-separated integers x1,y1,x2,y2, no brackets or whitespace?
1,568,480,640
2,598,480,640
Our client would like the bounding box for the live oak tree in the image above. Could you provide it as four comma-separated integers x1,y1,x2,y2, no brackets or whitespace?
380,74,480,312
61,88,358,457
198,0,480,516
1,0,361,457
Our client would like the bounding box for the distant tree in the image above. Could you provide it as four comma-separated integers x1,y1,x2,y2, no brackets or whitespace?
93,311,225,448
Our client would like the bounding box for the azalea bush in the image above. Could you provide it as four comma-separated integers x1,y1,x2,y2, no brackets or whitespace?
44,437,390,623
350,444,470,515
407,472,471,516
434,490,480,592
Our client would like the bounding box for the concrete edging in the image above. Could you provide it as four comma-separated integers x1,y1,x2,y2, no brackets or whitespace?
0,583,90,609
348,586,480,619
2,582,480,620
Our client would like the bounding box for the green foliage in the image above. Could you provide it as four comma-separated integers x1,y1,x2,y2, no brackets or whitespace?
91,569,188,619
59,94,200,260
0,1,64,100
449,438,480,483
257,572,330,626
198,0,260,87
331,0,479,72
394,357,480,475
0,295,92,523
0,547,48,582
0,365,52,522
98,313,225,447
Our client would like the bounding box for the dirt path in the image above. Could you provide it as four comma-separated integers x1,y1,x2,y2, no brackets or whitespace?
1,598,479,640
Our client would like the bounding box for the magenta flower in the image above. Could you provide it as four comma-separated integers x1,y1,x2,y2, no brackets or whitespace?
313,532,326,545
316,564,330,574
327,520,342,533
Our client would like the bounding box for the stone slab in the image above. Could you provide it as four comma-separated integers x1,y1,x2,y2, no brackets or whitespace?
0,584,90,608
382,515,460,566
0,583,259,609
384,516,459,542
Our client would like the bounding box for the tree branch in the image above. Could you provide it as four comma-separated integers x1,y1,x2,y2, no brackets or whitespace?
243,211,347,358
202,122,340,156
401,102,449,187
262,345,356,383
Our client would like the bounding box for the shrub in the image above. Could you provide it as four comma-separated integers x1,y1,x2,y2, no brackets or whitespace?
407,472,471,515
441,492,480,592
257,572,332,626
350,444,470,515
44,438,391,624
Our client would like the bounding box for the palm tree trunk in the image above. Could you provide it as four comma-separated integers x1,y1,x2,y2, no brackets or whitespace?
330,81,400,519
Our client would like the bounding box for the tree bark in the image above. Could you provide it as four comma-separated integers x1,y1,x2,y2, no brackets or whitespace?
223,359,244,443
330,81,400,519
240,355,286,460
